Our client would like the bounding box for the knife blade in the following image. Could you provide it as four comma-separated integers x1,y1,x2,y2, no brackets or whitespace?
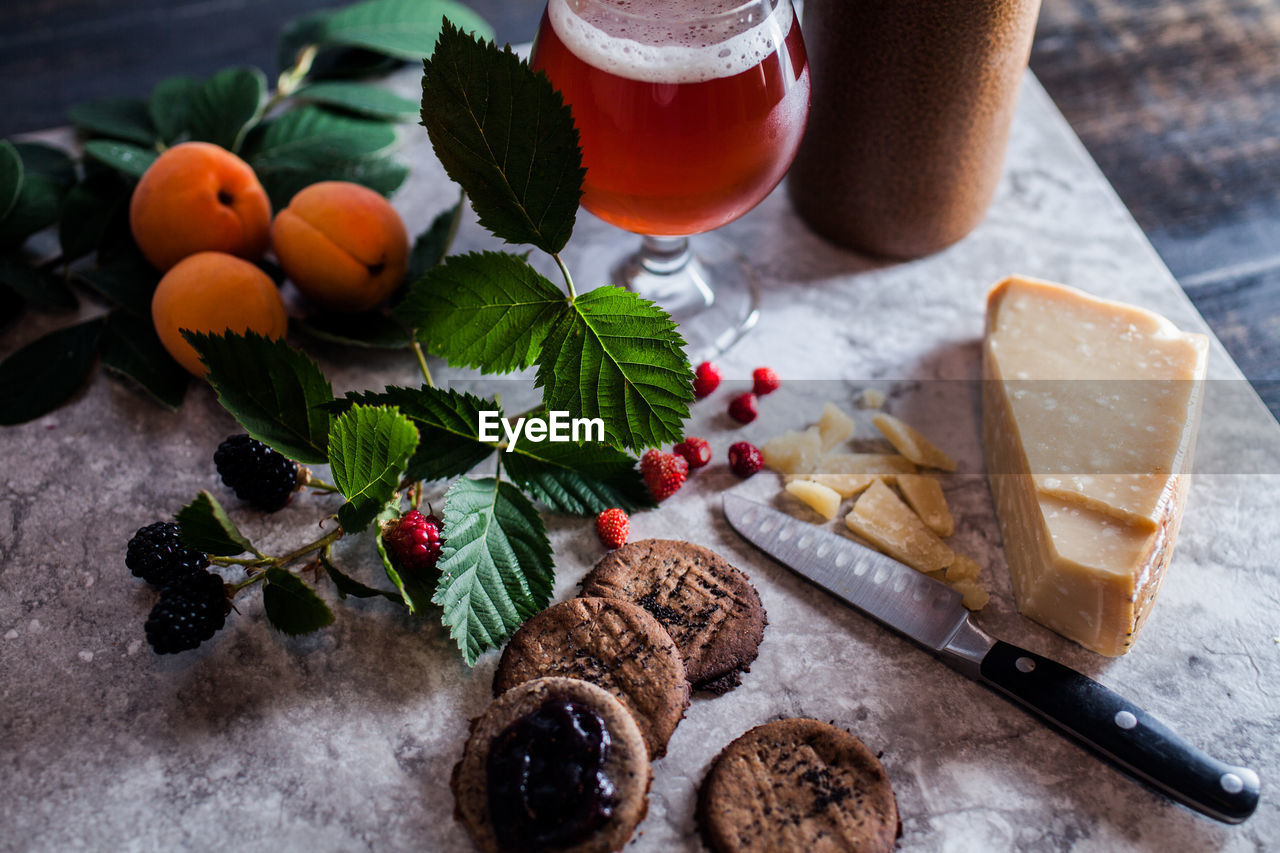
722,492,1260,824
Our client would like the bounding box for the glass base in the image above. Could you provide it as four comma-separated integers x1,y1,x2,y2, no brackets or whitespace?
578,234,761,362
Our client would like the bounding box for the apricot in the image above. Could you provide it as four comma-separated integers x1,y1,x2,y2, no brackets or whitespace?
151,252,288,376
270,181,409,312
130,142,272,272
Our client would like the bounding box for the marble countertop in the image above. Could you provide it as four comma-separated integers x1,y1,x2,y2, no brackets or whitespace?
2,71,1278,852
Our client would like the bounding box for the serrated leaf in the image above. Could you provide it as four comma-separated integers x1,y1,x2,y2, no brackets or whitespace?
0,141,23,221
263,567,334,636
396,252,565,373
187,67,267,152
536,286,693,451
98,310,188,409
59,172,129,261
149,75,202,143
184,330,334,464
74,259,158,316
329,385,496,481
175,490,256,556
421,23,583,254
433,477,554,665
319,550,401,602
503,422,653,515
293,310,411,349
404,197,462,287
0,256,77,311
328,404,419,533
322,0,493,60
82,140,157,179
295,81,419,121
0,317,104,425
0,144,75,248
67,97,157,146
249,105,398,167
278,9,401,79
255,153,408,210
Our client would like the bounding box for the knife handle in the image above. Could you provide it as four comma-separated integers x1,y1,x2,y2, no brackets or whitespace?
979,641,1260,824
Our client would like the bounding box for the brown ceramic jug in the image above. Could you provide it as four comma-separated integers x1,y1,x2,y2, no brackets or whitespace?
787,0,1042,259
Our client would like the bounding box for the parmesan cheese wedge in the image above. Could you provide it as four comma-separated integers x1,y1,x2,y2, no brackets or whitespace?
872,413,957,471
784,479,843,520
983,276,1208,656
813,453,917,479
797,472,879,498
897,474,955,537
845,479,955,573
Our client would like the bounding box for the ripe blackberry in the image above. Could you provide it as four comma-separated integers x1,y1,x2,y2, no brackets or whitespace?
144,571,230,655
126,521,209,587
383,510,444,572
214,434,300,512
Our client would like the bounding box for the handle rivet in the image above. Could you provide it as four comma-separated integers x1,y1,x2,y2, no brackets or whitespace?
1114,710,1137,729
1015,656,1035,673
1220,773,1244,794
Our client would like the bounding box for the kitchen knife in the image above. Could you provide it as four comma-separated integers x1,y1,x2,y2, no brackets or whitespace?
722,492,1260,824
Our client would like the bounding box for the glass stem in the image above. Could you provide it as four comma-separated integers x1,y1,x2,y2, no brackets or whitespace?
640,235,692,276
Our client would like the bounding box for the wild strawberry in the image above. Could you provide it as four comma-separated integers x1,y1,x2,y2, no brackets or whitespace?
693,361,722,399
595,508,630,549
673,436,712,470
728,392,758,424
752,367,780,396
728,442,764,478
640,449,688,501
382,509,444,572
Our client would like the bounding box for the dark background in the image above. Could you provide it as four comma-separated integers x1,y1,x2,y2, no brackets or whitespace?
2,0,1277,415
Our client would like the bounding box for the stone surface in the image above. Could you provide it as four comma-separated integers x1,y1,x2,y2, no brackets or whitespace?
2,69,1278,852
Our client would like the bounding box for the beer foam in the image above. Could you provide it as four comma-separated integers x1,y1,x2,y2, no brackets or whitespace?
547,0,794,85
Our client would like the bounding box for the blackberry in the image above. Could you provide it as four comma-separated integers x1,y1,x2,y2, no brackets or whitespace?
214,434,300,512
126,521,209,587
145,571,230,655
382,510,444,572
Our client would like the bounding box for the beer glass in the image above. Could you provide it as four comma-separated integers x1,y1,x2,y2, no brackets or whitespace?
532,0,809,356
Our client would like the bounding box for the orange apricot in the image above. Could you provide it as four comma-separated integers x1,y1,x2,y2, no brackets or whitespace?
151,252,288,376
130,142,272,272
270,181,409,312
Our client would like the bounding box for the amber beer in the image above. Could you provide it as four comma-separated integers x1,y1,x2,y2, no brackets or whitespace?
531,0,809,237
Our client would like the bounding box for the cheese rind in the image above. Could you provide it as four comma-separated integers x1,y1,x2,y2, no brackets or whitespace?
983,276,1207,656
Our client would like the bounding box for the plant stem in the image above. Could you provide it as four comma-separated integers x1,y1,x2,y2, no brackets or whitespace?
233,572,267,593
411,340,435,387
304,476,340,493
553,252,577,301
274,525,343,568
211,555,262,566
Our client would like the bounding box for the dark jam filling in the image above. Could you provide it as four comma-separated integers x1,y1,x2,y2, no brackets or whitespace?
486,698,617,851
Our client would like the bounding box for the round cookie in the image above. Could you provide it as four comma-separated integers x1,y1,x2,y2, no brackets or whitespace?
453,677,652,853
582,539,766,693
698,718,899,853
494,597,690,758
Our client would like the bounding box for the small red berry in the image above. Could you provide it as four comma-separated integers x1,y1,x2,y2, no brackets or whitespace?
640,449,688,501
728,442,763,478
728,392,758,424
595,508,630,549
693,361,722,399
382,509,444,572
752,367,780,395
673,436,712,470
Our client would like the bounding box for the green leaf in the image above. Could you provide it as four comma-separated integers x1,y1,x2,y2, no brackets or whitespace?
322,0,493,60
328,404,419,533
82,140,157,179
67,97,157,146
175,490,256,556
149,75,202,143
277,10,401,79
536,286,693,451
0,317,104,425
404,198,462,287
184,330,334,464
187,67,267,152
330,385,496,481
255,153,408,211
295,81,419,121
503,422,653,515
421,23,583,254
0,144,75,248
0,141,23,221
74,257,159,316
263,567,335,636
293,310,411,349
0,256,77,311
319,550,401,602
98,310,188,409
434,477,553,665
249,105,398,166
396,252,565,373
59,172,129,261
